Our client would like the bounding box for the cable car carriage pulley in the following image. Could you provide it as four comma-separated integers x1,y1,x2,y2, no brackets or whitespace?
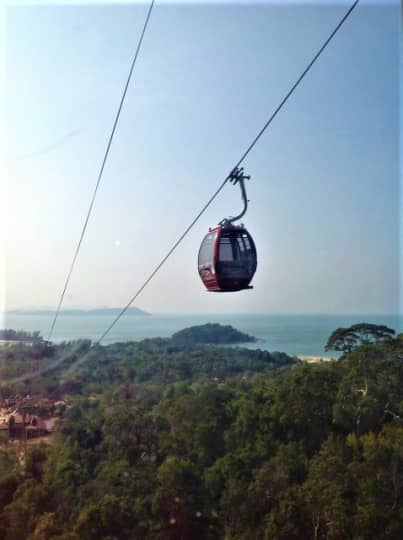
198,167,257,292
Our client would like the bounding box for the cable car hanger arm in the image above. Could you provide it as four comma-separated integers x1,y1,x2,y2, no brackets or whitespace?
220,167,250,226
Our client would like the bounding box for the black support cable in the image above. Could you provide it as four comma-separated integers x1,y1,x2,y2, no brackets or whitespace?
95,0,359,344
46,0,155,342
96,180,229,344
232,0,359,169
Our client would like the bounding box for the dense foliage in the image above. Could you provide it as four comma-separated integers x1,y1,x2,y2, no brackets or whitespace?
0,337,291,397
0,331,402,539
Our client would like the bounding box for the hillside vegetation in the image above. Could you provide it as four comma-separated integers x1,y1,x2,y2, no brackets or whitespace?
0,328,402,539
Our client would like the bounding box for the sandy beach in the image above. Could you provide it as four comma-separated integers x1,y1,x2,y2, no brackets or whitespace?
298,355,334,363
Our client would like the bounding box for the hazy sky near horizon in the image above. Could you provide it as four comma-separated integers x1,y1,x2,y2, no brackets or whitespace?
1,0,400,316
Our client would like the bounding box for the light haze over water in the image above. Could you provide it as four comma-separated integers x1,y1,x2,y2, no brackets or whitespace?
1,313,402,357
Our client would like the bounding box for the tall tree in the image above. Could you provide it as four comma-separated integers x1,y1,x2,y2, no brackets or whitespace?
325,323,395,355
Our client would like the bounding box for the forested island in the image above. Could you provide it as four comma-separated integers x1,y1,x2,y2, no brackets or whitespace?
0,323,402,539
171,323,257,345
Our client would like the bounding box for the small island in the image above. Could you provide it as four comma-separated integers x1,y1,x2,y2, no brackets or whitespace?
171,323,257,345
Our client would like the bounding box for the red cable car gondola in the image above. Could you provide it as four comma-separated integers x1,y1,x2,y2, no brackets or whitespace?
198,167,257,292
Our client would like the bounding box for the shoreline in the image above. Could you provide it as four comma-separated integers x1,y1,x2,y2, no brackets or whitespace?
298,355,335,363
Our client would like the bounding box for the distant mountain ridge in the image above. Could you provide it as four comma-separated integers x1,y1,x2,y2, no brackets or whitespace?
6,307,150,317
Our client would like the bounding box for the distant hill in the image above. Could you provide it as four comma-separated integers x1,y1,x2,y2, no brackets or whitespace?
7,307,150,317
0,329,43,342
171,323,257,345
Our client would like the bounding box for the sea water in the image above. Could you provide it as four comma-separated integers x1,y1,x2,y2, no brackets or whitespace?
1,313,402,357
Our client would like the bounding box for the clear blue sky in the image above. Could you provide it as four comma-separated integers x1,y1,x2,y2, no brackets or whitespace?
1,0,400,314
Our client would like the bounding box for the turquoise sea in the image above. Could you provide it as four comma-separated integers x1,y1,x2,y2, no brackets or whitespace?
1,313,402,358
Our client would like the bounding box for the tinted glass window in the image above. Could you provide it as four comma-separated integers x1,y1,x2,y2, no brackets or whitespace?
243,235,251,250
218,230,257,264
237,237,245,253
198,233,215,265
219,237,234,261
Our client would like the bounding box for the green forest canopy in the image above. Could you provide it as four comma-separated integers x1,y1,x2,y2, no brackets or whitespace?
0,326,402,539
